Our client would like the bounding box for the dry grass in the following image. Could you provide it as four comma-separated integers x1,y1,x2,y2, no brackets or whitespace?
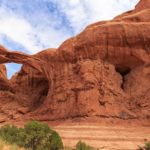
0,139,25,150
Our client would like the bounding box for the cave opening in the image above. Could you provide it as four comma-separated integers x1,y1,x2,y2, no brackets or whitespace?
115,66,131,89
31,78,50,110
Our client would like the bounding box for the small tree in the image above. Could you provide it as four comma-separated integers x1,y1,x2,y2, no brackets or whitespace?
0,121,63,150
23,120,63,150
23,120,51,150
47,131,63,150
76,141,94,150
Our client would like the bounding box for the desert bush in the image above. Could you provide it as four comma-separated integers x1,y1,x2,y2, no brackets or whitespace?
23,121,63,150
76,141,94,150
0,138,4,150
0,138,23,150
0,121,63,150
138,142,150,150
0,124,20,144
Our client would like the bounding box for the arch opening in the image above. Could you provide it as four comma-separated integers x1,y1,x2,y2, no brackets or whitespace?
5,63,22,79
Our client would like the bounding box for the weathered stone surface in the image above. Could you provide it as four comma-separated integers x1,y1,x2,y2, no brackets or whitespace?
0,0,149,124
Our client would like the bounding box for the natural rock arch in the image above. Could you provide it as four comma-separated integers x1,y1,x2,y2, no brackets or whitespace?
0,0,149,123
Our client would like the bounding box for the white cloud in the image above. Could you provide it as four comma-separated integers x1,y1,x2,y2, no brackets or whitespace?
53,0,140,33
0,7,36,52
0,0,140,78
0,0,140,54
0,15,38,53
0,5,71,53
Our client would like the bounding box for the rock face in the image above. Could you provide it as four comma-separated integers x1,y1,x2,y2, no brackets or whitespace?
0,0,150,124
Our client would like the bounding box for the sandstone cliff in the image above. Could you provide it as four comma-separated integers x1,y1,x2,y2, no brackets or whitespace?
0,0,149,124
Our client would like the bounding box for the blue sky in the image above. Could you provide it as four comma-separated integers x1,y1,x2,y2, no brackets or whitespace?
0,0,139,78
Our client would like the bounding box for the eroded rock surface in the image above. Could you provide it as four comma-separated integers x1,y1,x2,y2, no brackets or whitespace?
0,0,149,124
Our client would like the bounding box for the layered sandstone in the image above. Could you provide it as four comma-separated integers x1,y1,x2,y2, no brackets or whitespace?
0,0,149,124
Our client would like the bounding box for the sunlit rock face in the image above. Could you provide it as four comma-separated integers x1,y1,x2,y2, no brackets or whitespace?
0,0,149,124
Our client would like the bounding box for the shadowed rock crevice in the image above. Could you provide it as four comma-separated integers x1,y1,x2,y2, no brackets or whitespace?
115,66,131,89
30,78,49,110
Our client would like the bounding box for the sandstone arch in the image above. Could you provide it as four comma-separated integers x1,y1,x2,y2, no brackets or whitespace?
0,45,44,73
0,0,149,124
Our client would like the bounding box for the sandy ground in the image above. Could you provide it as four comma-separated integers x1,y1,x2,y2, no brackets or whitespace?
54,124,150,150
2,119,150,150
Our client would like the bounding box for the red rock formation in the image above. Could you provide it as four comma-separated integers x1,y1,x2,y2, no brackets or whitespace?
0,0,149,124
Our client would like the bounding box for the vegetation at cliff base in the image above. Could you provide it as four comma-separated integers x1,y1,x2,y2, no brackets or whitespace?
0,121,149,150
137,142,150,150
0,121,63,150
76,141,94,150
0,138,25,150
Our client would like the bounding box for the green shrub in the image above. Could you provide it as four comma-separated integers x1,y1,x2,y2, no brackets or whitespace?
23,120,51,150
23,121,63,150
145,143,150,150
138,142,150,150
76,141,94,150
0,138,23,150
0,121,63,150
45,131,63,150
0,138,5,150
0,124,20,144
